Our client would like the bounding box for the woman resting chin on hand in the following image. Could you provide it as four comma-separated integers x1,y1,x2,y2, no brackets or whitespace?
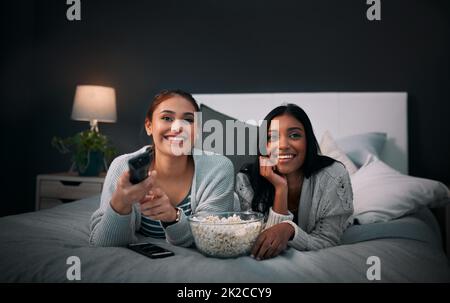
235,104,354,260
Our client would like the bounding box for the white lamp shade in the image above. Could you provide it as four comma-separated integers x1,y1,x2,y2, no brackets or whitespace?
71,85,117,123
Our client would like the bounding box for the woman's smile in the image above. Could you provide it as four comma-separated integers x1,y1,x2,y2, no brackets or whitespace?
164,133,188,145
277,153,297,164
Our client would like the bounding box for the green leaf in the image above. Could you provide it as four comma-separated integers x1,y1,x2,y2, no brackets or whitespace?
51,129,117,171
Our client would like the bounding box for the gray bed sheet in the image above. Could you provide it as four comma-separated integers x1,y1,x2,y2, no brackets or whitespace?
0,195,449,282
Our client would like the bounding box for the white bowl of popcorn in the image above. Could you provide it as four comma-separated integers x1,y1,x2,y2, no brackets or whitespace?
188,211,264,258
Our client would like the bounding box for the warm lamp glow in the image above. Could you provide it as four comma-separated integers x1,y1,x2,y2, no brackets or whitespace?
71,85,117,132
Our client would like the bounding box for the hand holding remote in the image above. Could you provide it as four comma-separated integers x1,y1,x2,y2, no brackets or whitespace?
110,170,156,215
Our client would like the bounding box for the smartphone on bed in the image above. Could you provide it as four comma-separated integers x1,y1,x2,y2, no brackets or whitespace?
128,242,175,259
128,148,152,184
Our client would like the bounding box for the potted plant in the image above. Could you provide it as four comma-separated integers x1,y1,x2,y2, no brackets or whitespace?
52,130,117,176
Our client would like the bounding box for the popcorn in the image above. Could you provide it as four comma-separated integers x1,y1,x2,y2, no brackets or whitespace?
189,213,263,258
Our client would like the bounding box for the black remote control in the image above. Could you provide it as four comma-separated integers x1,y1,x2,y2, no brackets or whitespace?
128,148,152,184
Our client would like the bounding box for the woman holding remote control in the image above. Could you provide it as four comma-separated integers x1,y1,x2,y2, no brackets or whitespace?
89,89,235,247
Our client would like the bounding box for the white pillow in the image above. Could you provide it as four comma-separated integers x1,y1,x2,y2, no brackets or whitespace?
350,156,450,224
320,130,358,175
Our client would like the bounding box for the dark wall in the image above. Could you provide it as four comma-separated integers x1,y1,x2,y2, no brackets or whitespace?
1,1,36,215
1,0,449,216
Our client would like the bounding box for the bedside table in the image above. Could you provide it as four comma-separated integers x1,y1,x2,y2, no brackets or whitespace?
35,173,106,210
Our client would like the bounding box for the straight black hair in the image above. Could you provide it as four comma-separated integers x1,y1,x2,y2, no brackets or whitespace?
240,104,336,214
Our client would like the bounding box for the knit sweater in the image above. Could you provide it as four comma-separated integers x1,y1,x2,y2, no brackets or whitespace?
89,146,235,247
234,161,354,251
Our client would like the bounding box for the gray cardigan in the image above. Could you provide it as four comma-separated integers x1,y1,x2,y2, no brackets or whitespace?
89,146,235,247
235,161,354,251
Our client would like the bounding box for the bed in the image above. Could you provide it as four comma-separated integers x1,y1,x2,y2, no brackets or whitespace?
0,195,448,282
0,92,449,282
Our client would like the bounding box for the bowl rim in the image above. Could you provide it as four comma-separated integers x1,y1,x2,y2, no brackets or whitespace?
187,211,264,225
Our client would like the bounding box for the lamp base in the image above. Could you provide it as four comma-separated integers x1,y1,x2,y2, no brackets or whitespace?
90,119,99,132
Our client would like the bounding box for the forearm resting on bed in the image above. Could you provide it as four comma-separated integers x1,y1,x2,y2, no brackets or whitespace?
89,202,136,247
283,215,349,251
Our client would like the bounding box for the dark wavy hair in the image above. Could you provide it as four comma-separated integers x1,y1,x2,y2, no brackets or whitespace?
240,104,335,214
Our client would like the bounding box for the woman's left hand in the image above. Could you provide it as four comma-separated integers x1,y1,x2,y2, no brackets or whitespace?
251,223,295,260
140,187,178,223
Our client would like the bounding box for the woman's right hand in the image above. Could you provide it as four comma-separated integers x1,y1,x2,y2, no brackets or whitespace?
259,156,287,190
110,170,156,215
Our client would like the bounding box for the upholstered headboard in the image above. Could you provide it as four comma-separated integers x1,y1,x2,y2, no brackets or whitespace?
194,92,408,174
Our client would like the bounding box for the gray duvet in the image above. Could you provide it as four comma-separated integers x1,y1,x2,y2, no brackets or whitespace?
0,195,449,282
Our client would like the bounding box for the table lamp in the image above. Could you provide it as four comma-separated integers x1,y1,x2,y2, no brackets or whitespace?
71,85,117,132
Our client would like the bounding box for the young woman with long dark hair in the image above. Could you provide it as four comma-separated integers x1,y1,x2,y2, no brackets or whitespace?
235,104,354,260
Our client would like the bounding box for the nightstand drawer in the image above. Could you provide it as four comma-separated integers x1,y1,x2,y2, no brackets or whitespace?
40,180,103,201
36,173,106,211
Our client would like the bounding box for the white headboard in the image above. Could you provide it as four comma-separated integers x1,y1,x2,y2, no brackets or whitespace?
194,92,408,174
